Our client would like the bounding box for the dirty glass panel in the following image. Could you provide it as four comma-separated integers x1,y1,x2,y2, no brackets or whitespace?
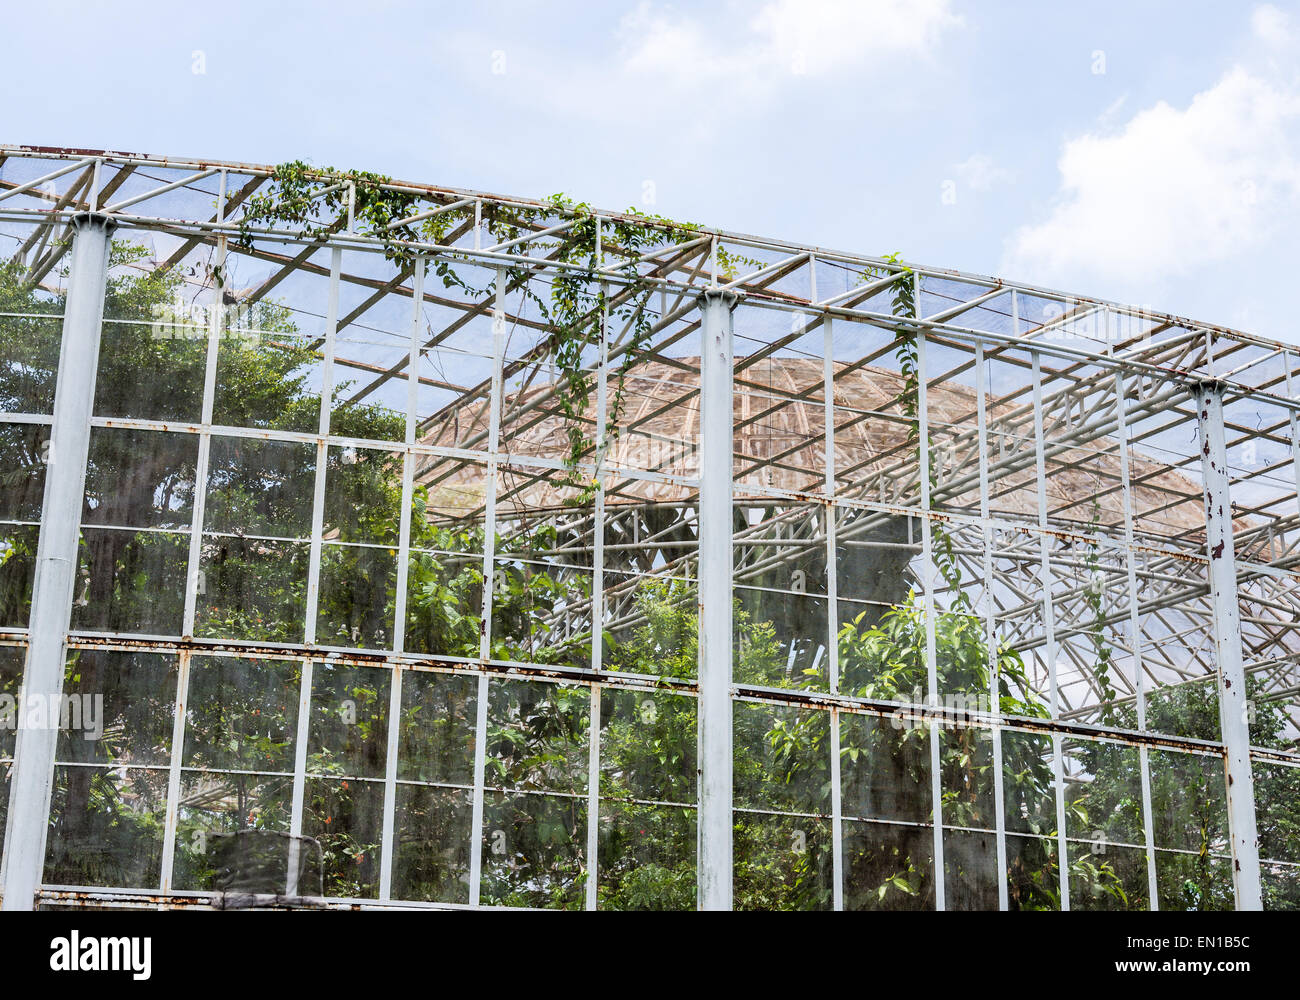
171,775,295,893
307,662,390,781
480,791,586,909
302,776,385,899
597,802,695,911
44,765,169,889
391,785,473,904
840,712,935,909
0,315,61,415
1149,748,1232,911
599,687,695,805
1255,758,1300,911
1063,737,1151,911
397,669,477,786
485,679,588,796
182,655,300,774
56,649,176,766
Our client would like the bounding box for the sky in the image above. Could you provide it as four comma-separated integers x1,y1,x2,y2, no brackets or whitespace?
2,1,1299,343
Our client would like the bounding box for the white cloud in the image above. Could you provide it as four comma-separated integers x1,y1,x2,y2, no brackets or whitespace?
1003,66,1300,291
954,153,1014,192
1252,3,1294,46
618,0,961,98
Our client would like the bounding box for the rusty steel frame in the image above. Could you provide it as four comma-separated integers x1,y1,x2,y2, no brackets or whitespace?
0,146,1296,911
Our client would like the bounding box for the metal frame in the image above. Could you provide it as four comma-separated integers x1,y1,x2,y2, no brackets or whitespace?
0,146,1296,911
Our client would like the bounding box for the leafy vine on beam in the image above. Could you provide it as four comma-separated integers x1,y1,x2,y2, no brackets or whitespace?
864,253,968,611
235,162,757,501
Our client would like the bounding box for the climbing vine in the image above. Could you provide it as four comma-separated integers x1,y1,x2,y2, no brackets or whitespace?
865,253,968,611
1084,489,1118,717
235,162,756,500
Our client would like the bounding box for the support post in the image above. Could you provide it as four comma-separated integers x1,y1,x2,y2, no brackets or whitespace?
1195,382,1262,910
1,212,114,910
697,287,737,911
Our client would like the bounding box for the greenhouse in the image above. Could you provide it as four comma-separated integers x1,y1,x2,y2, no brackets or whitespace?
0,144,1296,910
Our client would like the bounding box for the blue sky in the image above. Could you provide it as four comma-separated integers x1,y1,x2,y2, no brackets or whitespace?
4,1,1299,342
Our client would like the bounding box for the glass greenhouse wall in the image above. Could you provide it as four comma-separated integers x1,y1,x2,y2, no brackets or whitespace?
0,146,1296,910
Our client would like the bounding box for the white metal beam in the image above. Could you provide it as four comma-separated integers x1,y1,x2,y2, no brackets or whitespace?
0,212,115,910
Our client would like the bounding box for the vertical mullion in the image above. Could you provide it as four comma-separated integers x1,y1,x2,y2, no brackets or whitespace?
584,263,608,911
915,274,945,912
823,305,844,912
286,656,314,898
158,649,191,894
164,180,227,894
378,254,424,902
974,338,1009,910
468,267,506,907
288,245,340,897
585,686,601,910
1031,346,1069,910
181,179,224,639
1114,369,1159,910
303,248,341,646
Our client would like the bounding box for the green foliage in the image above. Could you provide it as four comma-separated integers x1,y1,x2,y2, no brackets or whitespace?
1076,676,1299,910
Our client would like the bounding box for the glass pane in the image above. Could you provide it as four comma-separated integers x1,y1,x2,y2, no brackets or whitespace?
307,663,390,780
302,777,384,899
0,523,37,628
596,802,694,911
486,680,588,795
182,655,300,773
72,527,188,635
397,669,477,786
599,687,695,805
1149,749,1232,911
0,316,61,414
56,649,177,766
0,644,24,761
391,785,473,904
204,436,315,539
96,300,207,422
45,766,168,888
84,427,197,530
317,542,397,650
196,537,309,643
171,773,295,893
480,791,587,909
735,813,833,910
0,423,48,519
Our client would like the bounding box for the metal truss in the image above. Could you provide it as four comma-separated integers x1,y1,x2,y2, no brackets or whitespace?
1,145,1297,911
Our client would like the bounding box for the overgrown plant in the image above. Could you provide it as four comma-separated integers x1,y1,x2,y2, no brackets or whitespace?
865,253,966,605
236,162,756,502
1083,489,1118,719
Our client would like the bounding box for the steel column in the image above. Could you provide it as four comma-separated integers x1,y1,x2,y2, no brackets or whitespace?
1195,381,1262,911
697,287,737,911
0,212,114,910
467,267,507,907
